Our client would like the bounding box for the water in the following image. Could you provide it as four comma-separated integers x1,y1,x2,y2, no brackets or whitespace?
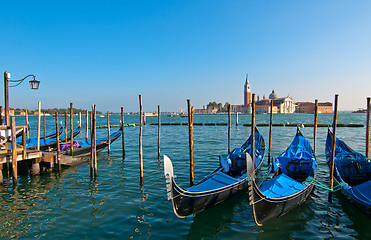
1,113,370,239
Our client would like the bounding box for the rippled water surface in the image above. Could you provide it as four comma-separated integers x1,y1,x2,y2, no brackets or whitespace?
1,113,370,239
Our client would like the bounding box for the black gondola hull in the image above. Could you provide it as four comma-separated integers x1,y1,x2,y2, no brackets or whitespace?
170,175,249,217
248,178,315,225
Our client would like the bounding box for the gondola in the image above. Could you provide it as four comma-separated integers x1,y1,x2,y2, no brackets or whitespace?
22,126,81,151
248,127,317,225
20,125,64,141
325,129,371,216
60,127,122,157
43,125,64,139
164,128,265,218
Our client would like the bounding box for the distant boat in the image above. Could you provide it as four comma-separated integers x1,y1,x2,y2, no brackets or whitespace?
167,114,187,117
144,112,158,117
352,108,367,113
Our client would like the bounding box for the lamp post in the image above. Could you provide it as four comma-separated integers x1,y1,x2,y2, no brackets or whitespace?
4,71,40,125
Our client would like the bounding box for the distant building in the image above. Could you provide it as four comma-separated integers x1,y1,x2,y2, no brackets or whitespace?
194,106,218,114
295,102,333,113
244,74,251,106
255,90,295,114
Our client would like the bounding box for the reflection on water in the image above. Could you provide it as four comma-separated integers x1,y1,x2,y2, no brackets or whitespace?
0,113,370,239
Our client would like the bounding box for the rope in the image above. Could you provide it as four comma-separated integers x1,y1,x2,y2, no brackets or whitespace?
257,176,272,185
303,177,348,192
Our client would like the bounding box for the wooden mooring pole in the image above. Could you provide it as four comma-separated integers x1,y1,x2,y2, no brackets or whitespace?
251,94,256,171
187,99,194,186
85,110,89,141
366,97,370,158
0,106,3,125
329,94,339,202
158,105,161,161
25,109,29,138
37,102,41,150
11,116,17,185
90,104,97,178
268,100,273,166
4,71,9,125
43,112,46,139
93,105,97,176
236,112,238,126
90,111,93,139
139,95,143,181
314,99,318,155
64,111,68,143
22,126,26,162
228,104,231,153
121,107,125,156
55,112,61,171
107,111,110,153
70,103,73,155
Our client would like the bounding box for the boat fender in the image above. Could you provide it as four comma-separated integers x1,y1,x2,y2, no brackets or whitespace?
164,155,174,200
246,153,254,177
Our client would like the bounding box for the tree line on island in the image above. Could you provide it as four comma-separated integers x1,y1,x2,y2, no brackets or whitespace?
206,102,231,113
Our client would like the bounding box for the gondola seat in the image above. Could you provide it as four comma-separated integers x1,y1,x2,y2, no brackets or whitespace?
260,174,305,198
337,159,371,186
285,159,314,182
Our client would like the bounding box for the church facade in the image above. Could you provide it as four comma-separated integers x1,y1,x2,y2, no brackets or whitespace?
233,75,295,114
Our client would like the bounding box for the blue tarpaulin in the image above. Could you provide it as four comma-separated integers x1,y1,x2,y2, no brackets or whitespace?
260,174,305,198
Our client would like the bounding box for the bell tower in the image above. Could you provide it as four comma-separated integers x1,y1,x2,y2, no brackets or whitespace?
244,74,251,106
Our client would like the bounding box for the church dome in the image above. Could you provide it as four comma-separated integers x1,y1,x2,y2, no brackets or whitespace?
269,90,278,99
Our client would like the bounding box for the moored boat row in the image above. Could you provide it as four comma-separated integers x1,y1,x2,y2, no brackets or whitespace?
164,126,371,225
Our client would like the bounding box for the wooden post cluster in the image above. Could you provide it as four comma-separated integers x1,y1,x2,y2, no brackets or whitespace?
37,102,41,150
107,111,111,153
139,95,143,181
228,104,231,153
329,94,339,202
314,99,319,155
55,112,61,171
90,104,97,178
366,97,370,158
251,94,256,171
268,100,273,166
188,99,194,186
121,107,125,156
158,105,161,161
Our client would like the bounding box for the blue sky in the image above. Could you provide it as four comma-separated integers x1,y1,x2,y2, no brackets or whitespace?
1,0,370,112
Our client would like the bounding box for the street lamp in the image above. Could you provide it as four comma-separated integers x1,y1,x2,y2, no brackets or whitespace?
3,71,40,125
